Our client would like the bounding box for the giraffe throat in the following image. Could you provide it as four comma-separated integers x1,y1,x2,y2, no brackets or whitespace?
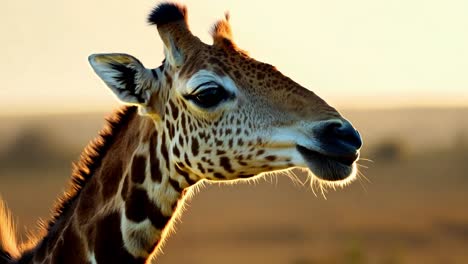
119,110,191,260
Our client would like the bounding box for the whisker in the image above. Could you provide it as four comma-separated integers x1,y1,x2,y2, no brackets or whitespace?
356,172,369,193
357,163,369,169
358,170,371,184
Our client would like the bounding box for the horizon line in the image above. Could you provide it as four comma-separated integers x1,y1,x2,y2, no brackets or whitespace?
1,103,467,118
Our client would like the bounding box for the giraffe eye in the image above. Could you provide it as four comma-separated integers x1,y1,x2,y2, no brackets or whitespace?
187,82,231,108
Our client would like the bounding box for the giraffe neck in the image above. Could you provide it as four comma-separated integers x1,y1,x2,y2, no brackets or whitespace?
18,106,195,264
118,115,191,262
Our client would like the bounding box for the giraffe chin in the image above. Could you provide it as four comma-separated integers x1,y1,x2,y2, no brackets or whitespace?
296,145,358,182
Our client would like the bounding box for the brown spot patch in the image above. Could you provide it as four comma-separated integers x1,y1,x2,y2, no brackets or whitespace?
131,155,147,184
197,162,206,174
238,160,248,166
181,112,187,136
173,145,180,158
184,154,192,167
124,187,172,230
191,137,199,156
169,177,183,193
95,212,146,263
219,157,234,173
233,70,242,79
213,172,226,179
168,100,179,120
125,187,149,222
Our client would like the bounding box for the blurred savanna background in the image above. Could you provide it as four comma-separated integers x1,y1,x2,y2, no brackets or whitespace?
1,0,467,263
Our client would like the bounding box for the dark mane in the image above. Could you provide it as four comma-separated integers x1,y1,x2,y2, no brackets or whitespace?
47,106,138,230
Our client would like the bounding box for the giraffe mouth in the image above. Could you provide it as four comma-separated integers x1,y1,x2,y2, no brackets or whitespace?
296,145,358,181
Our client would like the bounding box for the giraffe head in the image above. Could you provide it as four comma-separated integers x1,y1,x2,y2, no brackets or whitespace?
89,3,362,184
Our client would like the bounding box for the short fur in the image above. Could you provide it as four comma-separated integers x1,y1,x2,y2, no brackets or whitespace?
148,2,187,26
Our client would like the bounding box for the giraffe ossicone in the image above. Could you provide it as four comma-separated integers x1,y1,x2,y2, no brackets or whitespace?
0,2,362,264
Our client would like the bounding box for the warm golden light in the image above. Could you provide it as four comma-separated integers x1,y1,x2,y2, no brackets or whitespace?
0,0,467,115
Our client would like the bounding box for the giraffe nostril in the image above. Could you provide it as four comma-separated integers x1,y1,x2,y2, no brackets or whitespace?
313,119,363,161
320,120,363,150
323,121,342,134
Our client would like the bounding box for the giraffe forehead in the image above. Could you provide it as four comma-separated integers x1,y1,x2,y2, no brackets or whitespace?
178,48,293,95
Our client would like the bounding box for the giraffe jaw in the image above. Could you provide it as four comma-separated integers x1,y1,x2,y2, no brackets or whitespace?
296,145,359,182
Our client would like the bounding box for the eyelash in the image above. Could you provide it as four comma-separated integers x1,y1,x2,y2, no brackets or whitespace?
184,82,232,109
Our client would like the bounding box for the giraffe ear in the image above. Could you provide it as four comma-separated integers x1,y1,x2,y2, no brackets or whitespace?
88,53,156,106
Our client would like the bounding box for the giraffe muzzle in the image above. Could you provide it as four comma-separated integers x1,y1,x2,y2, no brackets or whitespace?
296,119,362,181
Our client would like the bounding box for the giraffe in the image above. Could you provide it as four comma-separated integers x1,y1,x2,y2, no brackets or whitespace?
0,2,362,264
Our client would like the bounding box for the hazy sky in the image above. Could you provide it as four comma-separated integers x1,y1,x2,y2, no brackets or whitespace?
1,0,467,115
